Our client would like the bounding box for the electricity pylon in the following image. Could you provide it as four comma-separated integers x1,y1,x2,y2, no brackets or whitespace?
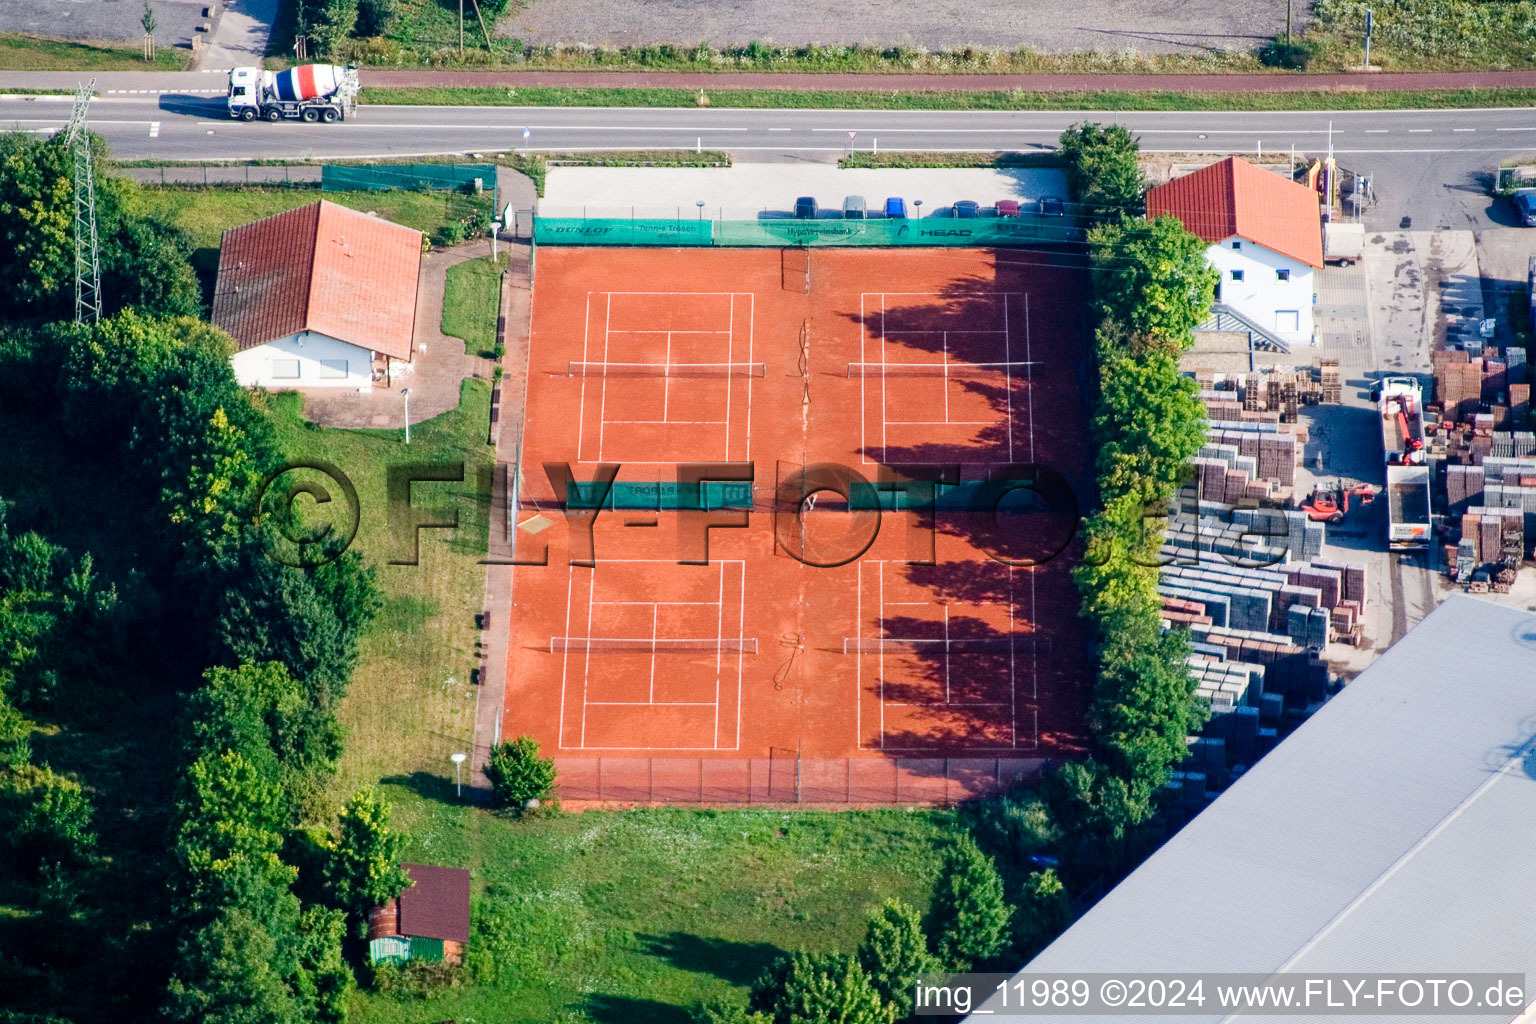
63,79,101,323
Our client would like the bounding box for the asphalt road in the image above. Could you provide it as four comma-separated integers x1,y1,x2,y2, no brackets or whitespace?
2,88,1532,231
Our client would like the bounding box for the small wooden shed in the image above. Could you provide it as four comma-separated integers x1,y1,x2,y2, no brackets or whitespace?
367,863,471,965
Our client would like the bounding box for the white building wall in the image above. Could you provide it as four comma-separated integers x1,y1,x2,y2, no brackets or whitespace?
1204,236,1316,346
230,331,376,389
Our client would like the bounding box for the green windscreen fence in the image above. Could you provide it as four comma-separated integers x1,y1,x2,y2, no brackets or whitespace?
323,164,498,194
533,216,1085,248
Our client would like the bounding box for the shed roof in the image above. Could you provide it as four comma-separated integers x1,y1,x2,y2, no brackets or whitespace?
211,200,421,361
1145,156,1324,268
971,594,1536,1023
397,863,471,944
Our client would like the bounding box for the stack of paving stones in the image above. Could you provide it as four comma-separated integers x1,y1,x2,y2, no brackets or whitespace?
1155,392,1357,808
1428,338,1536,587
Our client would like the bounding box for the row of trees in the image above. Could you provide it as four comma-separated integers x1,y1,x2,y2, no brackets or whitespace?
1049,124,1216,872
698,835,1067,1023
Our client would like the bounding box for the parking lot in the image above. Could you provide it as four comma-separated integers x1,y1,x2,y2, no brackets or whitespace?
537,164,1072,222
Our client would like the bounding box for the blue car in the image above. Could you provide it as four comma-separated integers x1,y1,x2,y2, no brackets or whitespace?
884,197,907,219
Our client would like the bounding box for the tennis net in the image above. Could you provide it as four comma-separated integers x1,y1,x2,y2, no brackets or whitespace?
567,361,766,378
551,636,760,653
845,361,1039,379
843,636,1051,655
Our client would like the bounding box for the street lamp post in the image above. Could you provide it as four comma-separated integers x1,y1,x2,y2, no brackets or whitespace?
401,387,411,445
696,200,706,220
914,199,924,219
450,752,467,798
490,220,501,262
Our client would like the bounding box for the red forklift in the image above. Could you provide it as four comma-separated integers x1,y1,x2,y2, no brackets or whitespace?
1300,480,1377,524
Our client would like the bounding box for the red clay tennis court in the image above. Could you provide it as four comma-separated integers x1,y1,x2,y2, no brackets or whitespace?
505,247,1093,803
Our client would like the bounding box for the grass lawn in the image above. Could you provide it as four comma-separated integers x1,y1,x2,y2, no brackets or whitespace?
126,184,492,309
354,799,955,1024
265,381,494,803
128,185,492,251
442,254,506,358
0,32,189,70
364,85,1536,111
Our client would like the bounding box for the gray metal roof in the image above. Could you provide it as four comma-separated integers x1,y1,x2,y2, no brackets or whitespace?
973,594,1536,1023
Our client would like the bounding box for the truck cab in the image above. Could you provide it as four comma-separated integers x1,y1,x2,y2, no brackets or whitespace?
227,67,262,121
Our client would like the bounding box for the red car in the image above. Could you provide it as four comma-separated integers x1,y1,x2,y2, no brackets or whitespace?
995,199,1021,218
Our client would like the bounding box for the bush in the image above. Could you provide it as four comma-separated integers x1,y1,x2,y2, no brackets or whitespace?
749,952,893,1024
433,221,467,248
926,834,1011,970
354,0,398,36
484,736,557,810
12,775,95,868
1258,38,1317,70
858,899,938,1019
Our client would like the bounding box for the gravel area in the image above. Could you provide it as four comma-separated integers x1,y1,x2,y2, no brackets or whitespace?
503,0,1295,54
0,0,207,46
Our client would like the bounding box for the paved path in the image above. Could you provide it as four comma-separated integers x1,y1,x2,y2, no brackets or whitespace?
470,244,532,800
9,67,1536,93
363,68,1536,93
196,0,281,71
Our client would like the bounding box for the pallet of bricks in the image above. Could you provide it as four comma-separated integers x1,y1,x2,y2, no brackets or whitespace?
1191,386,1304,506
1451,506,1524,592
1232,368,1327,423
1432,346,1531,430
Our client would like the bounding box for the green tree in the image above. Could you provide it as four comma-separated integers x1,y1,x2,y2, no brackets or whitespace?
693,1001,774,1024
857,899,938,1019
0,133,199,320
0,695,30,769
926,834,1012,970
1091,321,1207,507
1057,122,1145,219
485,735,557,810
324,787,410,916
11,773,95,868
292,905,352,1024
751,952,894,1024
309,0,359,54
1089,215,1218,345
163,905,301,1024
355,0,398,35
1014,869,1071,955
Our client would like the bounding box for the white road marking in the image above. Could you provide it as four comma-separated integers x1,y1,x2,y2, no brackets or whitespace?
1452,127,1476,132
148,121,160,138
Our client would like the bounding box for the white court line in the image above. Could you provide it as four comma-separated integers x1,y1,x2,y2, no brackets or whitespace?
1025,293,1035,462
576,292,592,462
855,557,863,749
1004,293,1015,463
558,568,576,748
589,701,719,706
662,330,672,422
724,294,734,462
608,419,726,425
887,420,994,425
597,293,614,460
592,600,720,606
715,561,725,746
648,605,659,702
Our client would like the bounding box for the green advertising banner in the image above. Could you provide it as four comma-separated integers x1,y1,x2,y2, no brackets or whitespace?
533,216,1084,248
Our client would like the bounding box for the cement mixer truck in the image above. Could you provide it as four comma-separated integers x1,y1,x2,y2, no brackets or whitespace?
227,65,359,123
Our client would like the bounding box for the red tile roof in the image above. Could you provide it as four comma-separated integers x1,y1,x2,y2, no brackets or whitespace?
396,863,471,944
1145,157,1323,268
211,200,422,361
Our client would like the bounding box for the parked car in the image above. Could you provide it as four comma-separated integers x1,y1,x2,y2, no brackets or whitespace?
1513,189,1536,227
843,195,867,219
995,199,1020,218
794,196,818,219
1037,196,1065,216
884,197,907,219
953,200,980,218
